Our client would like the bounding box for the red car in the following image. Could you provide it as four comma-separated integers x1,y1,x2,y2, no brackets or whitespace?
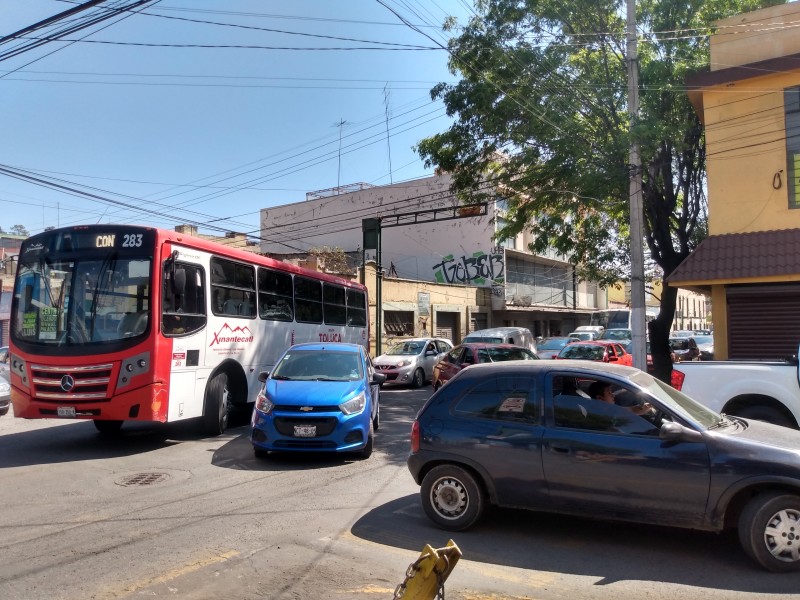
554,340,633,366
432,342,538,390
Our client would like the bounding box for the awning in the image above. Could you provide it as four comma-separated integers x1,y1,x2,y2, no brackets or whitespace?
666,229,800,289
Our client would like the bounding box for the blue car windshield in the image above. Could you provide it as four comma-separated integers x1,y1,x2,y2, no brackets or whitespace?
272,350,362,381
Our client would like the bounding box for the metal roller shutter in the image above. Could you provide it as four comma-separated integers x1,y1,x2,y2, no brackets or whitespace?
727,284,800,359
435,312,458,344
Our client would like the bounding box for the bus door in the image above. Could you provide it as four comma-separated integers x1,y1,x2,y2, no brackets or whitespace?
162,259,208,421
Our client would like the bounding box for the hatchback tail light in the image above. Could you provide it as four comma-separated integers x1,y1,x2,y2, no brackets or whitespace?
410,420,420,453
671,369,685,390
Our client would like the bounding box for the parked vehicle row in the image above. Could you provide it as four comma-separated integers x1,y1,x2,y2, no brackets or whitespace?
373,337,452,388
535,336,572,359
431,343,538,390
554,340,633,366
462,326,537,354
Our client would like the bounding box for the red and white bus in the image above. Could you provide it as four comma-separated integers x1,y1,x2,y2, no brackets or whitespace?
9,224,369,435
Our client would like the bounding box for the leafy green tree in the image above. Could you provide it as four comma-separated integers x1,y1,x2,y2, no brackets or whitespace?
10,224,29,236
417,0,774,380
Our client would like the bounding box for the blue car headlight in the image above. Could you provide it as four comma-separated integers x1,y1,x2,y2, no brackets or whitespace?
339,391,366,415
256,389,274,414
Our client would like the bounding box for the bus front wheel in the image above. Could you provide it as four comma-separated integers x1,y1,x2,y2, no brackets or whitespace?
203,372,230,436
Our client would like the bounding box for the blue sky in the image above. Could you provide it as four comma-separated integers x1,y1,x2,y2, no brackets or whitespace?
0,0,472,238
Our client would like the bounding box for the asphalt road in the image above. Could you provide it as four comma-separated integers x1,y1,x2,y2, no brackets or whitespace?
0,385,798,600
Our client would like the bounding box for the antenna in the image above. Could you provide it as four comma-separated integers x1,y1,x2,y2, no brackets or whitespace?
333,118,349,192
383,84,393,184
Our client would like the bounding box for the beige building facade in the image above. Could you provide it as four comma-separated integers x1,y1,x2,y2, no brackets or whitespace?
260,175,606,350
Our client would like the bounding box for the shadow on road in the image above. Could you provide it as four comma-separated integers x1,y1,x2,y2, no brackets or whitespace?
0,414,255,468
351,494,800,594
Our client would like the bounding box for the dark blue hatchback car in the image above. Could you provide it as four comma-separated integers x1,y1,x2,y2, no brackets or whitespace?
251,342,384,459
409,360,800,572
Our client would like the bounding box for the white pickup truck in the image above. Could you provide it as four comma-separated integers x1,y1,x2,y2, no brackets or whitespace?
672,357,800,429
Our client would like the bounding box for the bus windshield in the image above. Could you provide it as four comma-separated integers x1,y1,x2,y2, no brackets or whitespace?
13,255,152,346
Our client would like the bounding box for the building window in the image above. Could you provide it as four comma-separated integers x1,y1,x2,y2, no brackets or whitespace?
785,86,800,209
384,310,414,336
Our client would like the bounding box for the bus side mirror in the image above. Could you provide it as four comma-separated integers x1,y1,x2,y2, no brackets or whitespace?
172,267,186,295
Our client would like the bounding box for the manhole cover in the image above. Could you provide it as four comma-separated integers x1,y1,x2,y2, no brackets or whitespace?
116,472,170,487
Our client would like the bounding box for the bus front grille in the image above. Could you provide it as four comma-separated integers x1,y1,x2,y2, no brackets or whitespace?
30,363,114,403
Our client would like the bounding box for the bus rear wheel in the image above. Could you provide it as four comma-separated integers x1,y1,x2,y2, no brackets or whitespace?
203,372,230,436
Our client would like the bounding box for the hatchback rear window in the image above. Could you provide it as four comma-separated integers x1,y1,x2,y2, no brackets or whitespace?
453,376,538,423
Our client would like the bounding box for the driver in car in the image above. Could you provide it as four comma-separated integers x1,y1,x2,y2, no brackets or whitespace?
588,381,654,417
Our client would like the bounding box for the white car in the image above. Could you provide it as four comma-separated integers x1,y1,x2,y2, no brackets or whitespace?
0,373,10,417
374,337,453,388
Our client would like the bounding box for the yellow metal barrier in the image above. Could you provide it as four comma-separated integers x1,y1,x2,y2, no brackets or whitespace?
393,539,462,600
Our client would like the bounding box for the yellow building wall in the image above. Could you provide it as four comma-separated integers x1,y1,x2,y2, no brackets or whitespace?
711,3,800,69
703,2,800,235
704,71,800,235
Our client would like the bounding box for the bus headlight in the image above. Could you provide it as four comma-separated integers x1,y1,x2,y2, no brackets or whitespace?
339,392,366,415
256,389,274,414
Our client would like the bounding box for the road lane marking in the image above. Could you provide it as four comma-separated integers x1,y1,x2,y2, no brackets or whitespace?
114,550,240,597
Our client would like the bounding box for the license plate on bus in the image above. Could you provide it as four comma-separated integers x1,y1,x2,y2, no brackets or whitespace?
57,407,76,418
293,425,316,437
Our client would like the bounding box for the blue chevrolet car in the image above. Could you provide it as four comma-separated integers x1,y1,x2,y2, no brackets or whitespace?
251,343,385,459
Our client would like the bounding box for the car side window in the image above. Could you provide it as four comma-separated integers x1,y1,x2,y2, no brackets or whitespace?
453,375,538,424
550,375,659,436
445,347,461,364
461,349,476,365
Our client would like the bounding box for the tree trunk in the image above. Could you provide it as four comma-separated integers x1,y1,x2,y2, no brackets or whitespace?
649,284,678,383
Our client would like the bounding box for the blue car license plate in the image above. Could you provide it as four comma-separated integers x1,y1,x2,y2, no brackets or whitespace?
293,425,316,437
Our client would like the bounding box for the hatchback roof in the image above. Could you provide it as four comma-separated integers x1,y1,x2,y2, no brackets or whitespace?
449,359,640,378
287,342,362,353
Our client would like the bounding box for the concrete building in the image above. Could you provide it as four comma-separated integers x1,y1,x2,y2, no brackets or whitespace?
0,233,27,346
260,175,604,347
669,2,800,359
606,281,711,333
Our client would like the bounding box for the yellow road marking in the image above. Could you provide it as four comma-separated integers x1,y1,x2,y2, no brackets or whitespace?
116,550,240,597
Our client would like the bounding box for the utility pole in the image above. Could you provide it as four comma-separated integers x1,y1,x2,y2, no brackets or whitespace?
627,0,646,371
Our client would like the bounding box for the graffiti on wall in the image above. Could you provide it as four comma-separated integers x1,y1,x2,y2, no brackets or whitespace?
432,250,504,287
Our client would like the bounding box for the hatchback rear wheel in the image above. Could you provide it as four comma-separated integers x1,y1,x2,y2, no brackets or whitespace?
420,464,484,530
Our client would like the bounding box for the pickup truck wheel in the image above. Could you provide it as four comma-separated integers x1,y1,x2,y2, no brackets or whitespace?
739,491,800,572
735,406,793,428
421,465,485,531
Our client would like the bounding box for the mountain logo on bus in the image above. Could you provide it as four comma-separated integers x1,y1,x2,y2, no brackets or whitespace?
210,323,254,347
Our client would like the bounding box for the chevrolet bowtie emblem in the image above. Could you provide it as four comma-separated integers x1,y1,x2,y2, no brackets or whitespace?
300,406,313,412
